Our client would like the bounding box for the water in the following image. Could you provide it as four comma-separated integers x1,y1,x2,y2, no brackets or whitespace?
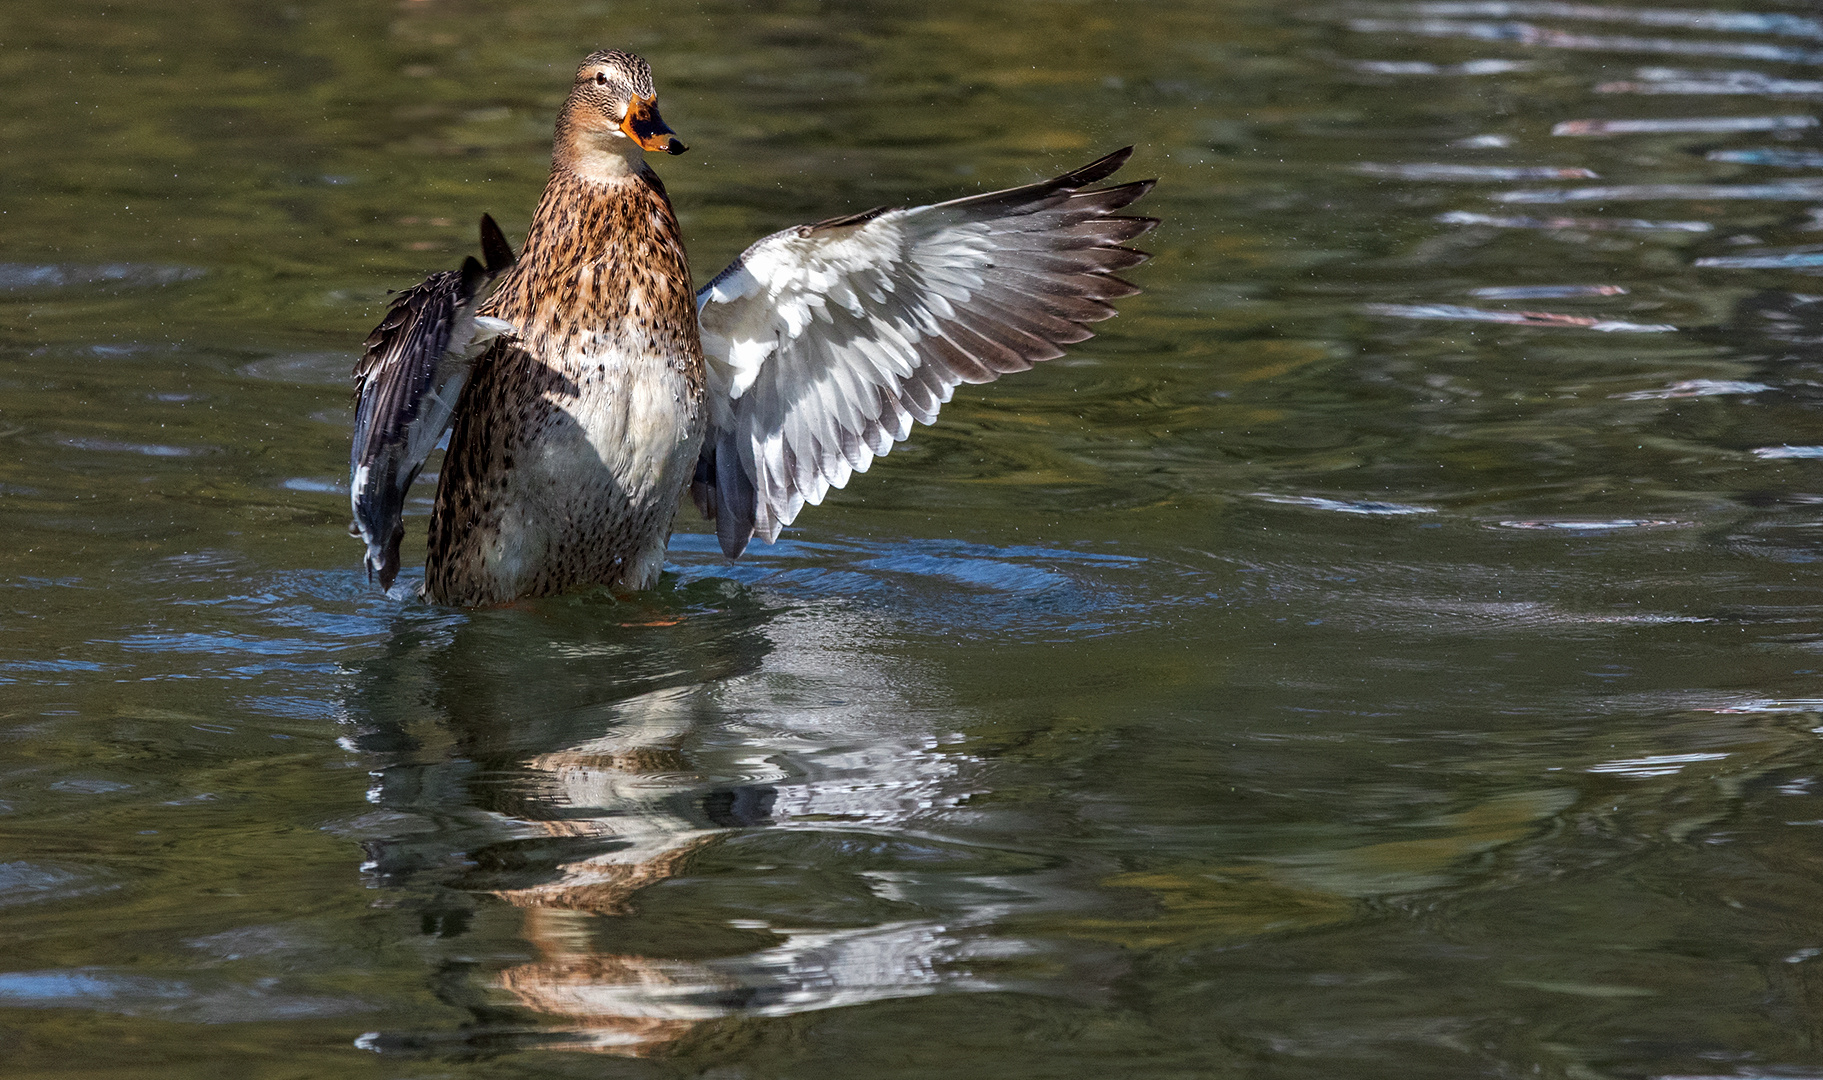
10,0,1823,1075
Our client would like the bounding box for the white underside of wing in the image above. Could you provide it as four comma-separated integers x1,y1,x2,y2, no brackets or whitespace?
689,149,1153,557
698,207,1000,535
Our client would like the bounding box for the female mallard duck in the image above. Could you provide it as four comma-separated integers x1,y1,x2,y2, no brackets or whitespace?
351,50,1156,606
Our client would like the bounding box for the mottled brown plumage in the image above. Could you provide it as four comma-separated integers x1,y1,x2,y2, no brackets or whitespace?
424,53,703,606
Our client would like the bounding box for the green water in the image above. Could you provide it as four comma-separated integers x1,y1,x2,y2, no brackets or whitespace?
9,0,1823,1075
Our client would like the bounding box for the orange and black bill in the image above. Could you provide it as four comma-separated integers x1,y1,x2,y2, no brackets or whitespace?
621,94,686,155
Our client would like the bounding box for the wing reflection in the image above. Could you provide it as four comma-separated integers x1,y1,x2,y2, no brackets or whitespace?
483,665,1011,1055
499,912,1002,1054
343,593,1067,1056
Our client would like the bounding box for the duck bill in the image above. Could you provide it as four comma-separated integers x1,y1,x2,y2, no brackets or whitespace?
621,95,687,155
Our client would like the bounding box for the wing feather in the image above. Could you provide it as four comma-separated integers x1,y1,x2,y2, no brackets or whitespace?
695,147,1157,557
349,216,516,589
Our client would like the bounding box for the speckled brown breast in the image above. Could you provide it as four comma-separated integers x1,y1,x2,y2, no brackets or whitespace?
424,166,706,606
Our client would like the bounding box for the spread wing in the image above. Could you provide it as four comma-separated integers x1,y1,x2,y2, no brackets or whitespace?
350,215,516,589
691,147,1157,558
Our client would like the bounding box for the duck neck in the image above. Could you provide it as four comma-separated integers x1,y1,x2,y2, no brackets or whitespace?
551,109,647,184
485,153,696,364
514,159,679,278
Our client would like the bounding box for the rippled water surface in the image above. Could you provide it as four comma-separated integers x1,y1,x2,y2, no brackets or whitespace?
16,0,1823,1075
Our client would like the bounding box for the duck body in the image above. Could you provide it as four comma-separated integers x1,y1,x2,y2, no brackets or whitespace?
350,50,1157,607
425,165,704,606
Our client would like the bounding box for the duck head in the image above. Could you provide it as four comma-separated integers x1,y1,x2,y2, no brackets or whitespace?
554,50,687,180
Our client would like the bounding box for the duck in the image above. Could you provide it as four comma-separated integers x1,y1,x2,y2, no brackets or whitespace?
351,49,1157,607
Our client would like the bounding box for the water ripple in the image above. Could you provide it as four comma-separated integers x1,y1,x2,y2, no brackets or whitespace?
0,263,203,291
1252,493,1438,515
0,861,120,907
1599,67,1823,95
1587,752,1730,777
1347,19,1823,63
1495,180,1823,202
1708,147,1823,167
1363,303,1677,331
1611,379,1772,399
1382,2,1823,41
1553,115,1817,135
667,534,1194,641
1437,209,1713,231
0,969,367,1021
1356,163,1599,180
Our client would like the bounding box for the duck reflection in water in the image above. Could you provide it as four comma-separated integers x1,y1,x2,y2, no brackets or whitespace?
345,589,1099,1055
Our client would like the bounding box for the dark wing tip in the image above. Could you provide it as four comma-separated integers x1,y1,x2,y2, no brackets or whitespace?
694,432,757,559
1058,146,1135,188
459,256,486,297
479,213,515,275
370,520,404,591
717,524,753,560
913,149,1157,383
940,147,1149,217
800,205,896,236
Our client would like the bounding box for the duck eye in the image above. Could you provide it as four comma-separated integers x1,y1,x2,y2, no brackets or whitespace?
594,72,607,86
